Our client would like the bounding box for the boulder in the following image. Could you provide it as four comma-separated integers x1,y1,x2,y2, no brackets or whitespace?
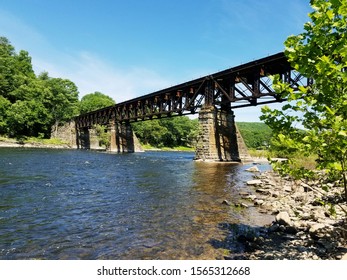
275,211,292,226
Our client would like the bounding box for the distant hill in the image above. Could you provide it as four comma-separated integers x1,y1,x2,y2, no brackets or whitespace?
236,122,272,149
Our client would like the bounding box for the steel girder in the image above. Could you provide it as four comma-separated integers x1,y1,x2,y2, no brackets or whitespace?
75,52,312,128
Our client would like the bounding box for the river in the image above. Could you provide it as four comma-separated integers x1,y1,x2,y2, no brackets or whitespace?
0,148,272,260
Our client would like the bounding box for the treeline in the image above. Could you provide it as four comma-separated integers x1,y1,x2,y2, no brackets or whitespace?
0,37,115,138
132,121,272,150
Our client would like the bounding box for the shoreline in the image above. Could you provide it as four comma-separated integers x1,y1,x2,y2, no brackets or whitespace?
0,139,72,149
222,170,347,260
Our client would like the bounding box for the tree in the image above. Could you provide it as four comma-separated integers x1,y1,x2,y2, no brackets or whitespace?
260,0,347,201
236,122,272,149
79,91,115,114
41,76,80,137
0,37,81,138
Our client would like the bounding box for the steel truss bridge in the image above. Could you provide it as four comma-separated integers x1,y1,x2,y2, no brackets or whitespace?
74,52,312,129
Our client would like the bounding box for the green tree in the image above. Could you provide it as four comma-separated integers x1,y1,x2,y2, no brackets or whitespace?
0,37,16,100
132,116,199,148
0,95,11,134
42,76,79,137
260,0,347,201
132,119,168,147
79,91,115,114
236,122,272,149
0,37,81,138
7,99,50,137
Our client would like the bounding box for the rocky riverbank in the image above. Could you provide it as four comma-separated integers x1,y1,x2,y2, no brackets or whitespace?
223,169,347,260
0,138,72,149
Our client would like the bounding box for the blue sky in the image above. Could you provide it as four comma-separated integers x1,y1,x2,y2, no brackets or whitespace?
0,0,312,121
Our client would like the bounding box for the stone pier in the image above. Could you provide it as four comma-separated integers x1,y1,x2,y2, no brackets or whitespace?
53,121,142,152
108,121,143,153
195,106,248,162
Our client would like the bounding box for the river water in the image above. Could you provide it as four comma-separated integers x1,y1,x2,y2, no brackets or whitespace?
0,148,272,260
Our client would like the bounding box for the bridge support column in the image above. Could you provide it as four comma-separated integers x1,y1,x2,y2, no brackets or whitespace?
111,122,143,153
108,121,118,152
88,128,100,150
76,127,90,149
195,106,244,162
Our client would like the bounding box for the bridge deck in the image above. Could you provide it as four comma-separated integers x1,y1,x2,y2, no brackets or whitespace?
75,52,309,128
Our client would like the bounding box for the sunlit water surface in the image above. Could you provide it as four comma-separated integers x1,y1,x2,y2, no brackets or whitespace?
0,148,272,259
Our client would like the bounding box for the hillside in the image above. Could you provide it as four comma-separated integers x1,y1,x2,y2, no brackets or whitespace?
237,122,272,149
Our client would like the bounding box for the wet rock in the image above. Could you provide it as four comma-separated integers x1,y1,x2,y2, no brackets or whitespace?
246,166,260,172
276,211,292,226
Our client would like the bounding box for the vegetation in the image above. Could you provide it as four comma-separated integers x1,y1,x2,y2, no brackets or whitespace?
236,122,272,150
0,37,79,138
260,0,347,202
132,117,199,149
79,91,115,114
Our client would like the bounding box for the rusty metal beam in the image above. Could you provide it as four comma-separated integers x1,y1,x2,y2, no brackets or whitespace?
75,52,310,128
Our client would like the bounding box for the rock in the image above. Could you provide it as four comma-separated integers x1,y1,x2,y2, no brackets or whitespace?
341,253,347,260
246,180,263,186
275,211,292,226
256,188,271,195
300,213,312,220
268,223,280,233
285,226,298,234
254,199,264,206
239,191,250,196
247,194,257,201
308,223,327,239
313,209,326,221
270,190,280,198
283,185,292,192
222,199,231,206
246,166,260,172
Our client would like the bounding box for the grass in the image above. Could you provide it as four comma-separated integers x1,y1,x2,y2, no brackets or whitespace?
0,135,69,146
24,137,68,145
141,143,195,152
248,149,271,158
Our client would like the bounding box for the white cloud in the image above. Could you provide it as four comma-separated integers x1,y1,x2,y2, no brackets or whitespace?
43,51,173,102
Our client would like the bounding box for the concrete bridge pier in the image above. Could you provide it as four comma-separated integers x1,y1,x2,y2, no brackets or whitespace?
195,106,248,162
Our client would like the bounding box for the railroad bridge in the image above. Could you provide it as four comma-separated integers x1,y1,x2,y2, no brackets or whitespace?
61,52,311,162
